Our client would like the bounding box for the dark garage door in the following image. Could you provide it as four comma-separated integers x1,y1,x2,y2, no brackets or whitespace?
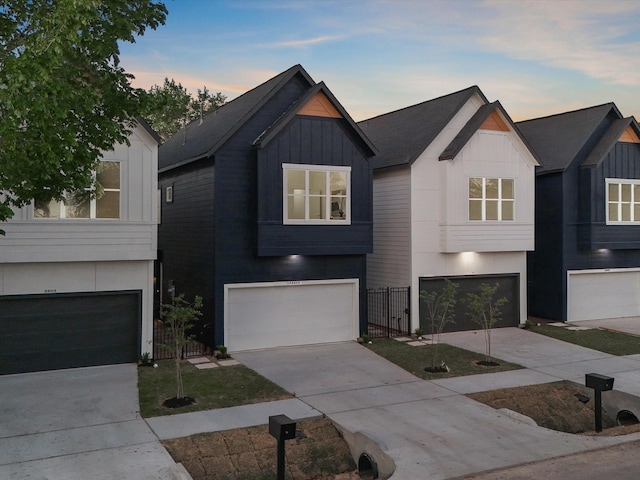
419,274,519,333
0,291,140,375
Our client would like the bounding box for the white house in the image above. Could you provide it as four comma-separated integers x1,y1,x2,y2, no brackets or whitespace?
0,120,160,374
359,86,539,333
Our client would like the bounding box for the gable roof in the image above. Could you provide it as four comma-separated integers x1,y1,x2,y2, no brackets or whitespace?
159,65,315,172
439,101,539,164
253,82,377,156
516,103,621,174
135,117,162,145
358,86,487,170
581,118,637,168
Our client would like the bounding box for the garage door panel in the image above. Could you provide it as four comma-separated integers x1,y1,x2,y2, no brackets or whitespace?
226,281,357,351
0,292,140,375
568,271,640,321
419,275,519,332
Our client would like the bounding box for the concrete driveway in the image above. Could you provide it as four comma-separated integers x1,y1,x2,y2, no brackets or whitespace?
234,338,640,480
0,364,179,480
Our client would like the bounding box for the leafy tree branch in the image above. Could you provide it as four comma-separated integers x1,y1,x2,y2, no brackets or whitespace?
0,0,167,230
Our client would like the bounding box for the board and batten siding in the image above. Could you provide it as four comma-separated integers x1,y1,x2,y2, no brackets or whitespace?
407,96,534,330
439,129,536,253
367,168,412,287
256,115,373,256
2,123,158,264
579,141,640,250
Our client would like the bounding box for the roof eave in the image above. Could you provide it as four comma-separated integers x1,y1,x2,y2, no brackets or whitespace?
254,81,378,157
205,65,316,159
158,153,210,174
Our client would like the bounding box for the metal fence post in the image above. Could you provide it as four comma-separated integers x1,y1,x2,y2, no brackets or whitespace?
386,286,391,336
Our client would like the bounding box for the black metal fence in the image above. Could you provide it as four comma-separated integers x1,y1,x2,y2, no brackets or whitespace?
367,286,411,338
153,320,213,360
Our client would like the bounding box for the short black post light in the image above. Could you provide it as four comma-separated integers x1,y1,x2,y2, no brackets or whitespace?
269,414,296,480
585,373,615,432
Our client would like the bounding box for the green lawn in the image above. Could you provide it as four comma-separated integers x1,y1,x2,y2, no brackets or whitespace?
364,338,523,380
138,359,291,417
529,324,640,356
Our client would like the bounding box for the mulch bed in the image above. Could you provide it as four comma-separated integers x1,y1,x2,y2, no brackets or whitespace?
162,417,357,480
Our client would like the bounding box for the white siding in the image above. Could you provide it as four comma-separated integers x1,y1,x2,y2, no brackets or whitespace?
0,121,159,356
2,123,158,263
367,168,412,288
406,93,535,330
439,129,536,252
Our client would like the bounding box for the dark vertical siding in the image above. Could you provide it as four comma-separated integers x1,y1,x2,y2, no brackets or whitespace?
581,142,640,249
528,173,565,320
160,74,371,348
211,79,370,346
257,116,373,255
158,160,215,341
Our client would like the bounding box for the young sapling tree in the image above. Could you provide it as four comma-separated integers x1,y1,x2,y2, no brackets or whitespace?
464,283,507,365
160,294,203,403
420,279,458,371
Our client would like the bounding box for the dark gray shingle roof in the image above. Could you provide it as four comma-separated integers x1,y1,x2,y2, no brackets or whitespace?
253,82,377,156
516,103,618,174
159,65,314,172
582,118,632,168
438,101,539,164
358,86,486,170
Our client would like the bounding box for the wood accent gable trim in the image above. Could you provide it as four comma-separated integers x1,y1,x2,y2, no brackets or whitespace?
297,91,342,118
480,110,509,131
619,125,640,143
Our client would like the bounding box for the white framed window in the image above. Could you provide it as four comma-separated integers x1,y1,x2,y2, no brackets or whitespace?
468,177,514,221
283,163,351,224
34,161,121,219
606,178,640,224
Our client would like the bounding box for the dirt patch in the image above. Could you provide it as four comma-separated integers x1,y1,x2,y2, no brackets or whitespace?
468,380,640,435
162,416,359,480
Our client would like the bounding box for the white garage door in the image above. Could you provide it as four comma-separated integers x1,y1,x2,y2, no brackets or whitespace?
224,279,358,351
568,270,640,322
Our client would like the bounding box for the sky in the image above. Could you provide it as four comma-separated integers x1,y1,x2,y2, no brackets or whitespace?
119,0,640,123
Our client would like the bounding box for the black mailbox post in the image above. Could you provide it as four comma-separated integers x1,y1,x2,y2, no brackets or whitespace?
585,373,614,432
269,414,297,480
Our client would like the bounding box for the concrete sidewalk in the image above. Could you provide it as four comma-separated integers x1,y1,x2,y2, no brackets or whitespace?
0,364,181,480
441,327,640,397
140,323,640,480
230,330,640,480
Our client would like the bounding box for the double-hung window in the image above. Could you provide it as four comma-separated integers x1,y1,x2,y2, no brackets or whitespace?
34,161,121,219
468,177,514,221
607,179,640,224
283,164,350,224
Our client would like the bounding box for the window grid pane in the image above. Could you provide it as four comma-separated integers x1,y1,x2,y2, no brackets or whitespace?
608,180,640,224
468,199,481,220
501,179,514,199
485,179,499,199
33,162,120,220
502,200,514,221
468,177,514,221
283,165,350,224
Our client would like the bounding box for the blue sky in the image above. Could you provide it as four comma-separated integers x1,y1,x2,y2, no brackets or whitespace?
119,0,640,122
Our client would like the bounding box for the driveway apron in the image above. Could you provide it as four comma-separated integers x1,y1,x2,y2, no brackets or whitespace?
234,339,640,480
0,364,178,480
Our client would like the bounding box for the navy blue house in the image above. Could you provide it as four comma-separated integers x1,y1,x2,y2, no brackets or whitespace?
518,103,640,322
157,65,376,351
